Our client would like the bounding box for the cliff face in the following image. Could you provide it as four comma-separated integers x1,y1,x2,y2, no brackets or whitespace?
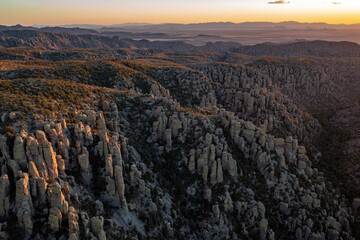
0,45,359,240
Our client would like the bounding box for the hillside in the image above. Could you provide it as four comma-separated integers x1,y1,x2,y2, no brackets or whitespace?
0,30,241,52
0,42,360,240
233,41,360,58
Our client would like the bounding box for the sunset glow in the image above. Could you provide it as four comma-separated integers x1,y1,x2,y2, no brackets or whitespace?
1,0,360,25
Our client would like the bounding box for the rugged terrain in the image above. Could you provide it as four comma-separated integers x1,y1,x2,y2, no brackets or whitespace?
0,33,360,240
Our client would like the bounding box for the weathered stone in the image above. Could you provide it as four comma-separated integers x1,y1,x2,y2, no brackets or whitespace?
224,191,233,212
210,160,217,185
91,216,106,240
121,138,129,161
150,202,158,213
57,155,66,175
109,142,122,167
313,199,321,208
216,158,224,183
8,160,21,178
298,160,306,170
37,177,47,205
42,140,58,178
106,176,116,200
327,229,339,240
95,200,104,215
204,187,212,202
85,110,97,127
130,164,142,185
0,174,10,217
68,206,79,237
188,149,196,172
27,161,40,178
164,129,172,153
114,166,125,203
78,147,90,172
0,135,10,159
84,125,93,145
16,173,33,230
326,216,341,232
245,121,256,130
352,198,360,214
275,138,285,157
202,165,208,183
257,202,266,217
105,155,113,178
259,219,268,240
212,204,220,220
35,130,47,143
14,136,27,168
48,182,68,215
243,129,255,143
49,207,62,231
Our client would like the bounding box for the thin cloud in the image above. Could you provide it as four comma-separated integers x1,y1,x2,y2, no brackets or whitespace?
331,2,341,4
268,0,290,4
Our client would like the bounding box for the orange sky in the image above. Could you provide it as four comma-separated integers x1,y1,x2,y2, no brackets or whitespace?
0,0,359,25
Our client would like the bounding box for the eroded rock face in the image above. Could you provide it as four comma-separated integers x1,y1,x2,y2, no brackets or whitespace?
49,207,62,231
0,52,357,240
14,136,27,169
0,135,10,160
15,172,33,230
114,166,125,204
0,174,10,218
91,216,106,240
48,182,68,215
68,206,79,239
105,154,113,178
42,140,58,178
78,147,90,172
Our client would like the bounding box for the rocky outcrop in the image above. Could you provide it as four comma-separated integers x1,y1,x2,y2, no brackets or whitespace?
47,182,68,215
14,136,27,169
0,174,10,218
15,172,33,231
68,206,79,239
48,207,62,231
42,139,58,178
91,216,106,240
0,47,358,240
78,147,90,172
0,135,10,160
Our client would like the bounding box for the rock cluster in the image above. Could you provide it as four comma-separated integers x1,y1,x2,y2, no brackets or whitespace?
0,47,358,240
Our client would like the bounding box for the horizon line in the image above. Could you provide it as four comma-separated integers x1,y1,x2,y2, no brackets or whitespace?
3,20,360,28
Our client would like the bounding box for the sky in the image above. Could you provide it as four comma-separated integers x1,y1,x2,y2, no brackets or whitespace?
0,0,360,26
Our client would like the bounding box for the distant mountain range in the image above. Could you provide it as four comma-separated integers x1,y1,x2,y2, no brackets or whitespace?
3,21,360,32
0,30,242,52
2,22,360,45
1,29,360,58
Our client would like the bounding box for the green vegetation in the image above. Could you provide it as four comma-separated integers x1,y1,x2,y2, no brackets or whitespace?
311,111,355,197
